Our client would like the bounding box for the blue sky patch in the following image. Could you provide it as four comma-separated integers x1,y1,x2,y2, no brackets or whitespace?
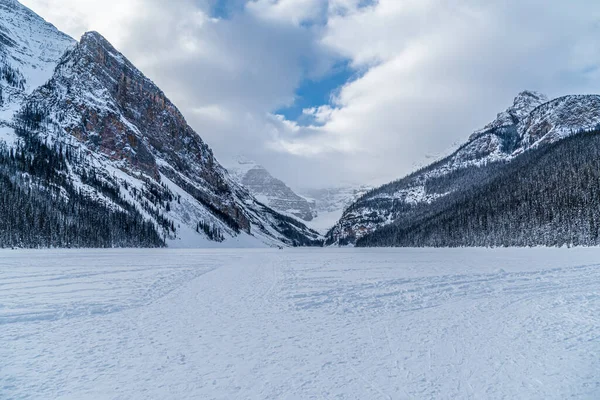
276,60,355,125
209,0,243,19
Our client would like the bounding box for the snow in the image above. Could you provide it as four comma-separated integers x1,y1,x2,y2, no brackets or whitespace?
167,223,270,249
223,156,317,223
0,125,17,147
2,248,599,399
0,0,75,125
334,92,600,244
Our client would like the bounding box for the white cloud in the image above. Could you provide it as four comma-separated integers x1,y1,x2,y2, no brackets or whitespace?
271,0,600,185
247,0,324,25
19,0,600,189
21,0,142,45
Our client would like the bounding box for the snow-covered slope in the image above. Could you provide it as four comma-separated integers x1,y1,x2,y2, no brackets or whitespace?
0,0,74,140
225,156,316,222
0,1,321,248
329,91,600,244
519,94,600,149
4,248,599,399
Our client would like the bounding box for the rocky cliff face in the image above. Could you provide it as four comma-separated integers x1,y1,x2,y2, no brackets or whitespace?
25,31,253,231
448,91,549,169
1,1,321,247
226,157,316,222
518,95,600,149
329,91,600,245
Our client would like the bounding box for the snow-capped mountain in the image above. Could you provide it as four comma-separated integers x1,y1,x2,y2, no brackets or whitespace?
0,0,74,139
225,156,316,222
518,95,600,149
469,90,549,141
0,1,321,248
224,158,373,234
358,126,600,247
329,90,600,244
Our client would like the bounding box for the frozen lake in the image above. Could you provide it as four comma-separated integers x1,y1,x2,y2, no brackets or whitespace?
1,248,599,399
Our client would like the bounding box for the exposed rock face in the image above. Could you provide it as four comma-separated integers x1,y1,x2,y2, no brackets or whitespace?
226,157,316,222
329,91,600,245
519,95,600,148
25,31,252,231
469,91,548,141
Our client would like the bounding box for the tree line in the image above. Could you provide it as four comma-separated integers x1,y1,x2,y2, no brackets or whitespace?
0,105,165,248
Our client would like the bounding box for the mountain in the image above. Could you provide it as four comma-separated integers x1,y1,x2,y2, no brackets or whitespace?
328,91,600,245
225,157,316,222
0,1,321,248
0,0,74,137
225,155,372,234
358,127,600,247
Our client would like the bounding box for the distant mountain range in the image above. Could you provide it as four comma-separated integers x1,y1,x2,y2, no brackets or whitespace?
0,0,321,248
328,91,600,247
224,156,370,234
225,156,317,222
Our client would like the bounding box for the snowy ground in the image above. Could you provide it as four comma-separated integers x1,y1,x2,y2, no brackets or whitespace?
1,248,599,399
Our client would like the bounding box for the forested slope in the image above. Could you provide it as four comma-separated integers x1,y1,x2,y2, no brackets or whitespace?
358,128,600,247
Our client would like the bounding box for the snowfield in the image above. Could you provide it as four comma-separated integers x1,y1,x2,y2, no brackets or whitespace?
1,248,599,399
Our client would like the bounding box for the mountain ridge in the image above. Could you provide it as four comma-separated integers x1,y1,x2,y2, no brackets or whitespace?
0,0,74,128
0,1,322,248
224,156,317,222
357,126,600,247
328,90,600,245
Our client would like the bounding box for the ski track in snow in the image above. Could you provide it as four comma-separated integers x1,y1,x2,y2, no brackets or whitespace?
1,248,599,399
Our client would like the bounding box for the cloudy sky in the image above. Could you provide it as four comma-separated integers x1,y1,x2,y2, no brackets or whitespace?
21,0,600,189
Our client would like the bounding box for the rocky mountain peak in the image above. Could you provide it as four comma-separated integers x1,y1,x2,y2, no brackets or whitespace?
77,31,139,77
518,94,600,149
330,90,600,245
511,90,549,119
80,30,107,43
11,14,320,247
27,28,248,222
514,90,548,104
225,156,316,222
0,0,74,125
470,90,549,141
